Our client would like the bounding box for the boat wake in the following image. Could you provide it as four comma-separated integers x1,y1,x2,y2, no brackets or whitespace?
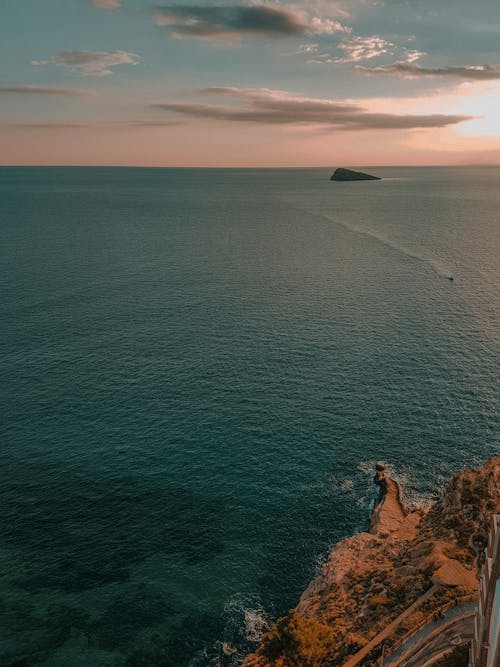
287,201,454,280
334,216,453,279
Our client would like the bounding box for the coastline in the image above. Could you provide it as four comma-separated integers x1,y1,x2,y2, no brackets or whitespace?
244,457,499,667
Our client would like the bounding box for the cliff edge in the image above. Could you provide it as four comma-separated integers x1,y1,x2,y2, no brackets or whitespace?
244,457,499,667
369,462,408,536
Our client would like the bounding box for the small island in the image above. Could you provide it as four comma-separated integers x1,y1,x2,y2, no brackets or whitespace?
331,168,382,181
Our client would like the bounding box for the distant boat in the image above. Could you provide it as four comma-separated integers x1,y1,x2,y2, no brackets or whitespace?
448,276,454,282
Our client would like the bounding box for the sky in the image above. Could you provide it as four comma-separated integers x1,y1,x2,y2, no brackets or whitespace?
1,0,500,166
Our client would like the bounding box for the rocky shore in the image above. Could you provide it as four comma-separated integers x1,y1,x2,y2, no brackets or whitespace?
244,457,500,667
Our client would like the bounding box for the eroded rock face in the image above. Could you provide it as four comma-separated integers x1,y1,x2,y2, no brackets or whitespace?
330,167,381,181
244,457,499,667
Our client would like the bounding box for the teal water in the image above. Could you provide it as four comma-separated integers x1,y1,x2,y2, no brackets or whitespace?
1,166,499,666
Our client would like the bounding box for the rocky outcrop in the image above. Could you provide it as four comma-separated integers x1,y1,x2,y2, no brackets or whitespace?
330,168,381,181
369,463,408,536
244,457,499,667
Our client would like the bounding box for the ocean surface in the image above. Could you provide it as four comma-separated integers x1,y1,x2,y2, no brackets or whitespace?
1,166,499,666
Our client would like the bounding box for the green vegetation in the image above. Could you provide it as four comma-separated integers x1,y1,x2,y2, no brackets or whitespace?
244,610,341,667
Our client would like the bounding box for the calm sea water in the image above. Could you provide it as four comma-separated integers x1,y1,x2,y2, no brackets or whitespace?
1,167,499,666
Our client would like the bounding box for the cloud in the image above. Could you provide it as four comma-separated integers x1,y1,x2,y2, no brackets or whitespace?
154,5,304,38
32,50,140,77
296,43,319,54
0,121,92,129
0,119,183,129
405,49,425,64
304,35,421,66
308,16,350,35
333,35,393,63
356,63,500,80
153,4,349,40
91,0,121,8
301,0,350,21
150,86,474,131
0,85,96,97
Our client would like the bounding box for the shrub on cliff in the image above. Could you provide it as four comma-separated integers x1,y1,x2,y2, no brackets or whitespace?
243,610,337,667
422,457,499,567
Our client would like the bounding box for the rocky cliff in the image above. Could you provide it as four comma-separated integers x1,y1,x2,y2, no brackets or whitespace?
244,457,499,667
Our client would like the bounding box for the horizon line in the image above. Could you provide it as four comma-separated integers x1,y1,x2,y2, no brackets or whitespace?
1,163,500,169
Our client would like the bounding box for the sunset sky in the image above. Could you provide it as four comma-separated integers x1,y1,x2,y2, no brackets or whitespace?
2,0,500,166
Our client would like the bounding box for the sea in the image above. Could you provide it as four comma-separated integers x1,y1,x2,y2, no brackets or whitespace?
1,166,499,666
